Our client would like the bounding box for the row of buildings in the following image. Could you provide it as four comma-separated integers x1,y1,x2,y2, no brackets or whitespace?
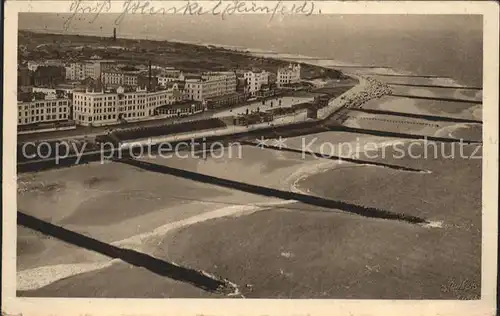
17,92,72,126
72,83,188,126
22,58,302,92
18,58,303,128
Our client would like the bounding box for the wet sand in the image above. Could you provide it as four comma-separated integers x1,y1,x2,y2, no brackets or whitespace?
361,96,482,121
144,143,480,299
17,146,325,292
390,85,482,103
368,74,478,87
342,110,482,141
17,60,483,298
18,135,482,298
17,161,236,275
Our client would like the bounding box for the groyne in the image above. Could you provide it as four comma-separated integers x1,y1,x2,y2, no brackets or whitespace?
325,126,482,144
240,140,430,173
116,158,429,225
390,94,482,104
368,73,449,79
348,108,482,124
387,82,482,90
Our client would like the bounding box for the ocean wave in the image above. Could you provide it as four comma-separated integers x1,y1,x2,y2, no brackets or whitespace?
17,198,296,291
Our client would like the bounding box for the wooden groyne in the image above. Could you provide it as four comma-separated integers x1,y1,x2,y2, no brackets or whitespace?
116,158,429,225
388,82,482,90
325,125,482,145
348,108,482,124
240,140,428,173
368,73,449,79
390,94,482,104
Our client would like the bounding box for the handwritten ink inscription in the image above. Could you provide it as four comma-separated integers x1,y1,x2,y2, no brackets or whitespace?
64,0,112,29
64,0,317,30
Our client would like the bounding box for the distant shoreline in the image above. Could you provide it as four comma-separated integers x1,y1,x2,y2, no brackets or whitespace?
18,29,405,77
19,29,470,85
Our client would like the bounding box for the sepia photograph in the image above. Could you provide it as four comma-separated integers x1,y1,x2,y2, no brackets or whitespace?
2,1,499,316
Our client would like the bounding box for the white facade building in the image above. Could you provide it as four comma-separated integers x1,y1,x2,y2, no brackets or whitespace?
65,66,73,80
183,71,237,102
277,64,301,88
184,79,203,101
243,70,269,96
158,72,185,86
17,94,71,126
101,69,142,87
72,84,185,126
67,60,115,81
202,72,237,99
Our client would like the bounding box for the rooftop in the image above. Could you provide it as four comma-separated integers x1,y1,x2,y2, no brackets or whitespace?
83,59,116,64
159,72,182,78
184,74,203,81
18,91,68,102
164,81,185,89
103,66,142,74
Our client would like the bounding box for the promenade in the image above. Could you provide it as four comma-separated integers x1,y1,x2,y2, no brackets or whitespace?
119,75,387,148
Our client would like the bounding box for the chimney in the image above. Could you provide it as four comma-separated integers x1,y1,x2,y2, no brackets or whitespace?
148,60,152,92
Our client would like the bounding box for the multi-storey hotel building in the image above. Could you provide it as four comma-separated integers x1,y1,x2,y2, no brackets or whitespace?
67,60,115,81
17,94,71,126
158,71,185,86
72,84,185,126
244,70,269,96
101,68,142,87
201,72,237,99
277,63,301,88
183,71,237,102
184,76,204,101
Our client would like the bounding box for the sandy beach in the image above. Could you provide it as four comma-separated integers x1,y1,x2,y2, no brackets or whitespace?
17,50,483,298
361,95,482,121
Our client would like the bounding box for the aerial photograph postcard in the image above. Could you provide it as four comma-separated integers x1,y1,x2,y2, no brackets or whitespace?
2,3,498,316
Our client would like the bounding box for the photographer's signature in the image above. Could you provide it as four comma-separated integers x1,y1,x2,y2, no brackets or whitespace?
441,278,479,299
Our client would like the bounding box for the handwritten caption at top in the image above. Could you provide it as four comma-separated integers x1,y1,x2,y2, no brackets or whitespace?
64,0,318,29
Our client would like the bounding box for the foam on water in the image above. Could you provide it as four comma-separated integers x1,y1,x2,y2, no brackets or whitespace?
435,122,481,139
18,51,461,293
421,220,444,229
17,199,296,292
17,260,117,291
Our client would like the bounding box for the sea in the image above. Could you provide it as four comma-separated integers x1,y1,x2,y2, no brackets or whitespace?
19,13,483,86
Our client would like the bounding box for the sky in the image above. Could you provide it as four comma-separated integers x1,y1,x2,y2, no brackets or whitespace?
18,13,483,85
19,13,482,46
